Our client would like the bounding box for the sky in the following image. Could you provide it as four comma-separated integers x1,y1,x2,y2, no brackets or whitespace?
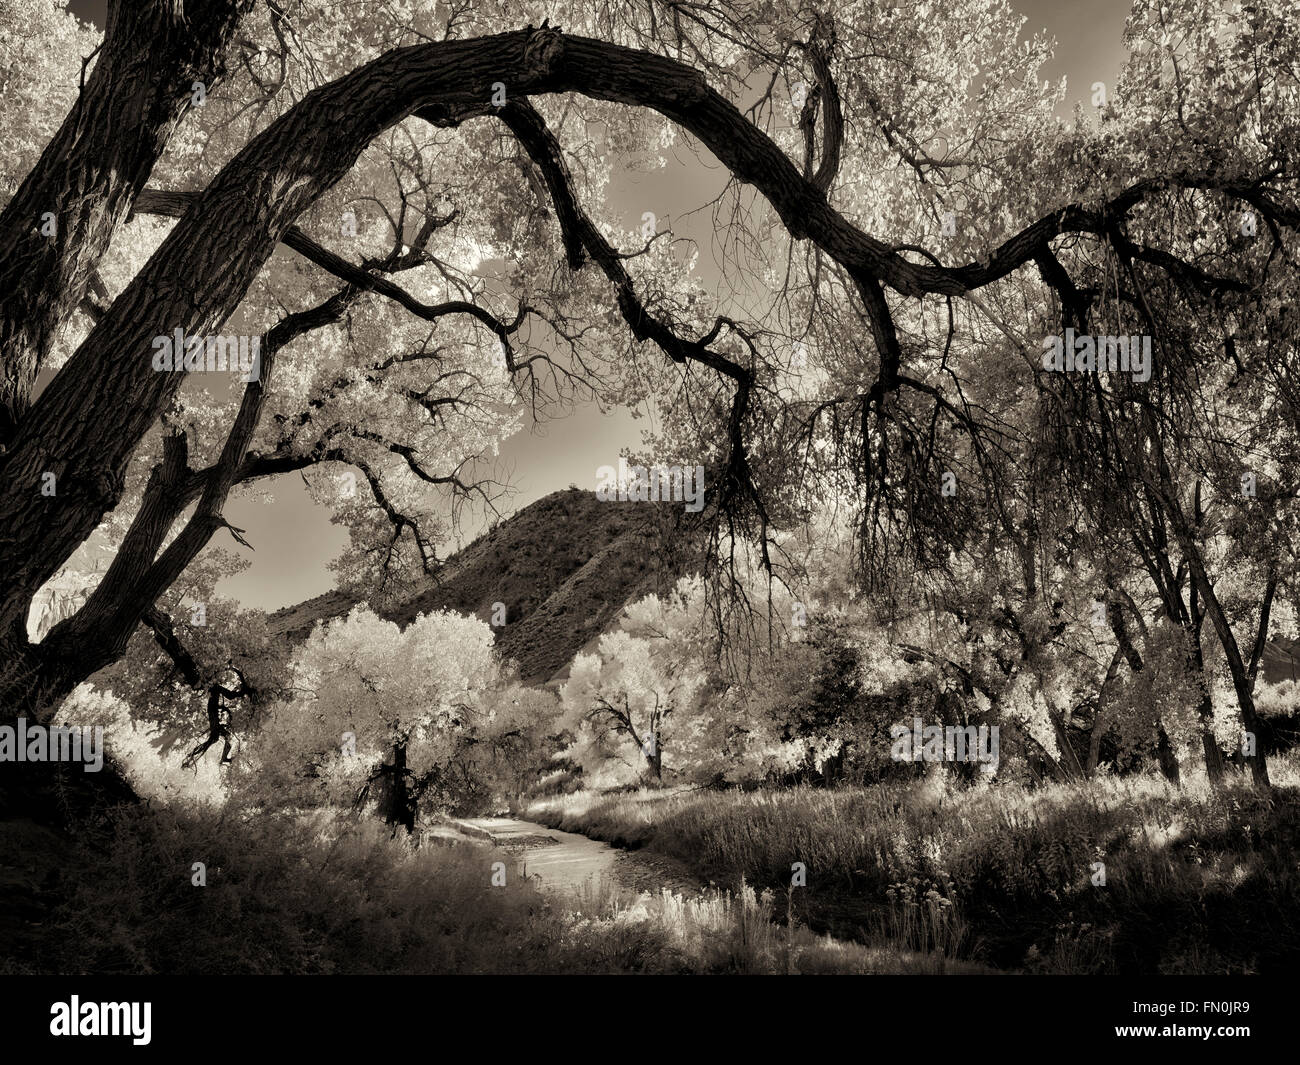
61,0,1134,610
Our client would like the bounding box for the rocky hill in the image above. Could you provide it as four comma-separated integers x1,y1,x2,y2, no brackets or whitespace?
268,488,697,686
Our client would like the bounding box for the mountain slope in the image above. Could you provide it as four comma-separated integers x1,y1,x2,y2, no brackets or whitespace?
269,488,694,684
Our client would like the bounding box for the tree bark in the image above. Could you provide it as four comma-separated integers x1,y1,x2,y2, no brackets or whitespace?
373,740,416,835
0,0,252,442
1189,571,1226,784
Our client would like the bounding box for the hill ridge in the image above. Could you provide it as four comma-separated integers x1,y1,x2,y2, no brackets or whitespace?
268,488,693,684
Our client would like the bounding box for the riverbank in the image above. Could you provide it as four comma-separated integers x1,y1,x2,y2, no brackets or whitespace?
524,764,1300,974
446,813,991,973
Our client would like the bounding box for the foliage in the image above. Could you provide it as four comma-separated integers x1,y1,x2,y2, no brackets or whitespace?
559,576,715,785
234,606,556,817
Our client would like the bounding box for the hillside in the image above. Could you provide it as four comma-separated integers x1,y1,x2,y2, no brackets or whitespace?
269,488,697,685
269,487,1300,691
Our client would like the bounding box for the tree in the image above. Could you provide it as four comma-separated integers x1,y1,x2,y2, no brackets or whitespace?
238,605,537,828
1,1,1296,806
560,578,712,783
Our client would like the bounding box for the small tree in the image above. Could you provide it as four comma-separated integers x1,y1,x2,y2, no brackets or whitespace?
560,578,711,785
239,606,516,830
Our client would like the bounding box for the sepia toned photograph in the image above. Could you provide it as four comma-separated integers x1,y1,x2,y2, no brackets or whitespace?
0,0,1294,1037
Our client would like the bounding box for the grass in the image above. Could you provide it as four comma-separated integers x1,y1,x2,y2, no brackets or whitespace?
15,754,1299,974
553,874,994,974
4,803,671,974
6,799,979,975
524,755,1300,974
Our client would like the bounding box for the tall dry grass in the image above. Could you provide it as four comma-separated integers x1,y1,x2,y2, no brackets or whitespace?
526,754,1300,973
12,800,977,974
551,873,992,974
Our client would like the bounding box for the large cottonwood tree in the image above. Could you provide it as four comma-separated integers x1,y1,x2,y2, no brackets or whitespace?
1,0,1297,792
